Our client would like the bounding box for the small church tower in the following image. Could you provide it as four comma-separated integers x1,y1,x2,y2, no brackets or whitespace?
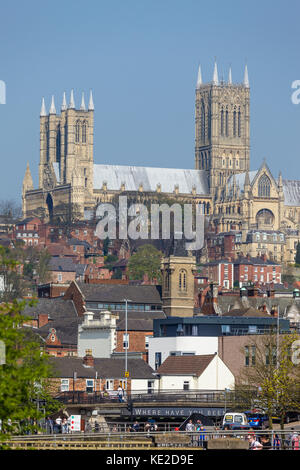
161,255,197,317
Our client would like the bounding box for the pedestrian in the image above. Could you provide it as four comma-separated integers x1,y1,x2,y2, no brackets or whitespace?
196,425,206,449
248,435,263,450
117,385,124,403
94,420,99,433
185,419,195,432
273,433,281,450
61,417,69,434
46,416,54,434
132,421,140,432
260,435,272,450
291,431,300,450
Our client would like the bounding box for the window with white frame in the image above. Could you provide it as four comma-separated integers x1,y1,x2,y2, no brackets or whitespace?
105,379,114,390
61,379,69,392
183,381,190,390
86,379,94,393
123,333,129,349
145,336,149,349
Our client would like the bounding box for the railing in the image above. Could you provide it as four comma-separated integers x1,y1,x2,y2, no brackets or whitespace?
4,430,299,450
55,389,240,405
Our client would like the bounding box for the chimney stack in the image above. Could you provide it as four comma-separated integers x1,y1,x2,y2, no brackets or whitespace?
83,349,94,367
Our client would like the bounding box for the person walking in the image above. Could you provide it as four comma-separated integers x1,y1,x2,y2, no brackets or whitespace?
46,416,54,434
196,424,206,449
117,385,124,403
248,435,263,450
291,431,300,450
185,419,195,432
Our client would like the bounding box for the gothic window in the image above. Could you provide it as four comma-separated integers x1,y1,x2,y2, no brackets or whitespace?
220,108,224,136
233,109,237,137
75,120,81,143
238,110,241,137
225,108,229,136
82,121,87,143
179,269,187,291
201,101,205,141
56,125,61,161
258,174,271,198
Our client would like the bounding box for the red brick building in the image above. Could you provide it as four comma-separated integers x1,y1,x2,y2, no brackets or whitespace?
234,256,281,286
203,260,234,289
203,256,281,288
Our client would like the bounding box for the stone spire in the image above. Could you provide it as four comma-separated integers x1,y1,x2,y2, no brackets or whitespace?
244,170,250,196
196,65,202,89
61,91,67,111
69,89,75,109
23,162,34,192
80,92,86,110
88,90,94,111
40,97,46,117
243,64,249,88
49,95,56,114
212,60,219,85
228,66,232,85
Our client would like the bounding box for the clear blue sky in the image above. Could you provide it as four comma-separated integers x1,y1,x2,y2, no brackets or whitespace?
0,0,300,201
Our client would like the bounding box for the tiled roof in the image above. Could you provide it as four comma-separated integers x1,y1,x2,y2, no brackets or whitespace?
76,282,162,304
49,357,155,379
157,354,215,376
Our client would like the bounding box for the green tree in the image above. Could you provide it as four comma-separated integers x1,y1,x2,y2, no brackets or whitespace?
128,244,162,282
112,267,123,280
235,330,300,431
0,299,58,436
103,237,110,256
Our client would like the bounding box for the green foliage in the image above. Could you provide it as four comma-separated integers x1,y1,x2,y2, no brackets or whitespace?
112,267,123,280
0,299,58,435
128,244,162,282
0,245,51,301
103,237,110,256
236,331,300,430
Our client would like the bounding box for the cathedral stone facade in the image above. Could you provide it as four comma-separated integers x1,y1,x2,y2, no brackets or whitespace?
22,63,300,263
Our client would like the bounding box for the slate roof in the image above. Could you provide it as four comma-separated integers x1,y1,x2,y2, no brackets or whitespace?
217,295,297,316
49,357,156,379
223,306,270,318
76,282,162,304
156,355,215,376
49,257,78,272
23,298,80,346
282,180,300,206
93,164,209,195
227,170,258,191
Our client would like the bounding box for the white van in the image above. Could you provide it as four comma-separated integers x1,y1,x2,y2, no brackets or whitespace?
222,412,250,430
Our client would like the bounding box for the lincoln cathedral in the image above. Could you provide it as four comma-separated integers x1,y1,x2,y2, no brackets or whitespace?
22,62,300,263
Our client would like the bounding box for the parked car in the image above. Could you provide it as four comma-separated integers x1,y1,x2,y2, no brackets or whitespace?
245,411,269,429
222,412,250,430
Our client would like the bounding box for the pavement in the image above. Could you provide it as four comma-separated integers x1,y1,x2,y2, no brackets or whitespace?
272,420,300,431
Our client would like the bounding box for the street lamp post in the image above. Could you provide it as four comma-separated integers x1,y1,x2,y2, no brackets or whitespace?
123,299,132,395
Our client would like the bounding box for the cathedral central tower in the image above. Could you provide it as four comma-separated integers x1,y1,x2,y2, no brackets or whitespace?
195,62,250,195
